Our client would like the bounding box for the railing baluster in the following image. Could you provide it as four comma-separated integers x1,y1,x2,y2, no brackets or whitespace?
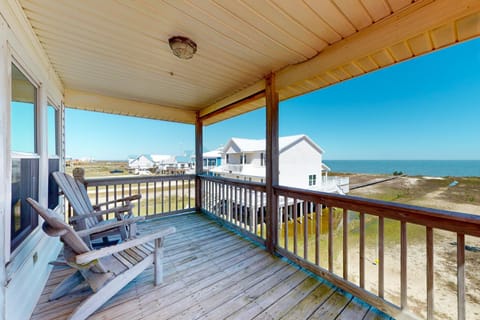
234,185,238,225
343,208,348,280
95,186,99,205
293,198,298,255
328,207,333,272
304,200,308,260
379,216,384,298
260,192,264,239
247,189,253,232
161,180,164,213
105,185,109,219
427,226,434,320
223,182,226,216
285,196,289,251
145,182,149,216
153,181,157,214
243,186,247,229
360,212,365,289
401,221,407,309
188,178,191,209
457,233,465,320
182,178,185,209
175,180,178,212
228,185,232,222
168,180,171,213
137,183,140,216
315,203,320,266
254,190,258,236
113,184,117,207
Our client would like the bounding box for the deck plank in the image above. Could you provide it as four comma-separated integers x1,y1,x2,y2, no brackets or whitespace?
31,213,390,320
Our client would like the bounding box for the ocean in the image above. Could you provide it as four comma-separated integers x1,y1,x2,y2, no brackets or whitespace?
323,160,480,177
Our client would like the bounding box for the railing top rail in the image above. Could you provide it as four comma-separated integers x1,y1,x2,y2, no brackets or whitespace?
275,185,480,236
85,174,195,186
199,174,266,191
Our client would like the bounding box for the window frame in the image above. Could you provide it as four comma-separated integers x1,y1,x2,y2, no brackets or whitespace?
9,61,41,253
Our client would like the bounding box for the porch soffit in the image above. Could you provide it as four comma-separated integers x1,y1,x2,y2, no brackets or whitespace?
17,0,480,125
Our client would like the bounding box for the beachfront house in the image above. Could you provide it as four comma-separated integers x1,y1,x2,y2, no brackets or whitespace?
212,135,349,193
0,1,478,319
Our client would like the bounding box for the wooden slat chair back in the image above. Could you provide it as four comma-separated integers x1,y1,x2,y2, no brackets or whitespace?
53,171,101,229
27,198,175,320
52,171,143,243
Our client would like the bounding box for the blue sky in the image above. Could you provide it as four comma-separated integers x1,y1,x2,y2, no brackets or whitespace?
63,38,479,160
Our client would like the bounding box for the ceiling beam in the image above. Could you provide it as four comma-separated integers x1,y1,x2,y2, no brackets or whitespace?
64,89,197,124
199,79,265,118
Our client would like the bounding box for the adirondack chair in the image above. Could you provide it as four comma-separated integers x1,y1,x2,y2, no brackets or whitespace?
27,198,175,320
52,171,143,244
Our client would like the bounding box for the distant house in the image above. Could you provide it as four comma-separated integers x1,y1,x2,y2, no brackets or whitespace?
128,155,155,171
151,154,176,172
211,135,348,194
203,149,223,170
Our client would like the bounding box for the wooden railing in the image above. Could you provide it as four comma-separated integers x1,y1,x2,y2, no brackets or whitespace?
199,176,480,320
72,175,196,219
201,175,267,243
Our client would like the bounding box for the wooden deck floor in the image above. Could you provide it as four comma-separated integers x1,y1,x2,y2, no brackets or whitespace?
32,213,391,320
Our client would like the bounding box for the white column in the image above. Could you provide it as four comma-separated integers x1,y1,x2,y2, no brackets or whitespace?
37,85,48,207
0,16,10,320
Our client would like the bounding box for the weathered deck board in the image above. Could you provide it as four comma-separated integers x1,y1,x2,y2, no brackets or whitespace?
31,213,390,320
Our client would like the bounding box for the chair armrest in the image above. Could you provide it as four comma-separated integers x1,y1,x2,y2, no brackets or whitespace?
93,194,141,209
69,205,133,222
75,227,176,264
76,216,145,237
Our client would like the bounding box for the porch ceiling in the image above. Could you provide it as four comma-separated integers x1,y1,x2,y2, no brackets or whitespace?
17,0,480,125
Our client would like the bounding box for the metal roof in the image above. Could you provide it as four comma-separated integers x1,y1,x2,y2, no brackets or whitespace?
14,0,480,125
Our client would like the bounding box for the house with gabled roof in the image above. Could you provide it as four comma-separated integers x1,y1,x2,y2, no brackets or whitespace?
212,135,348,193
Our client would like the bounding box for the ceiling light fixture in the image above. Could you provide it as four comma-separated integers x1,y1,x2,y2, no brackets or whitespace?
168,36,197,60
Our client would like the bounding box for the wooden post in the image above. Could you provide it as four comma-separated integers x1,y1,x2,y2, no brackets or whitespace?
265,73,279,253
195,112,203,212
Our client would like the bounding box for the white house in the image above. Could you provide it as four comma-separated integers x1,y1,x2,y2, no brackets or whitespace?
212,135,349,194
203,149,223,170
128,155,156,170
151,154,177,172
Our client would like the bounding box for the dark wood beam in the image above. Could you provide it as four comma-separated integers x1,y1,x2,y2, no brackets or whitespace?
195,112,203,211
265,74,279,253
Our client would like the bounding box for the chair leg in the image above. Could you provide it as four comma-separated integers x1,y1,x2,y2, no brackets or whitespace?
154,238,164,286
68,256,153,320
50,270,85,301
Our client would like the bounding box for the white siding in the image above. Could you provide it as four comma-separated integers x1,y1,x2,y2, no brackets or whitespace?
0,3,64,320
248,152,264,166
279,139,323,189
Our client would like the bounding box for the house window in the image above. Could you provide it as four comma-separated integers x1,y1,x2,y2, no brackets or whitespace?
226,154,229,164
308,174,317,186
260,153,264,166
241,154,247,164
11,63,39,251
48,104,60,209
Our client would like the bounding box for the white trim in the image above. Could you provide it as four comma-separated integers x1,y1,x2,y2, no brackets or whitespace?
0,17,11,320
